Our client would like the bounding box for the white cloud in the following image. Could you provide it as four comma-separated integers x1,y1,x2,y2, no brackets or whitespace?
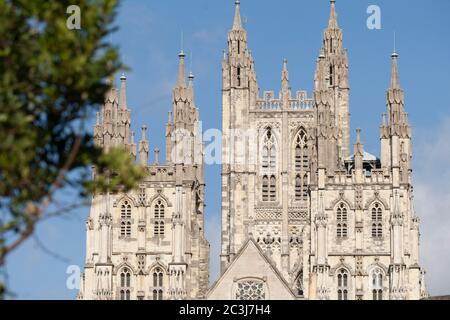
414,117,450,296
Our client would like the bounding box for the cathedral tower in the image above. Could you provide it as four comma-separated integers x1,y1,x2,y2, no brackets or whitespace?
79,51,209,300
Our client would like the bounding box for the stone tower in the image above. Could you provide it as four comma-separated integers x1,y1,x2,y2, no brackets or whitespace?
78,52,209,300
211,0,427,300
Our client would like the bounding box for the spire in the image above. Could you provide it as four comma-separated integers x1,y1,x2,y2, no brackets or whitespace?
356,128,361,144
119,73,127,111
390,51,401,89
232,0,242,30
281,59,291,101
328,0,339,29
281,58,289,84
177,50,186,88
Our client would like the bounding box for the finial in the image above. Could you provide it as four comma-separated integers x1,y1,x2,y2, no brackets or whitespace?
119,73,127,111
96,112,100,125
390,49,400,89
232,0,242,30
168,111,172,123
283,58,288,69
356,128,361,143
154,147,160,165
177,50,186,87
131,131,135,144
328,0,338,28
141,125,147,141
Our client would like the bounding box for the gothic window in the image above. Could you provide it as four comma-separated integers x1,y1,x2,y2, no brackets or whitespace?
262,128,276,169
154,200,165,236
152,267,164,300
262,176,269,202
294,129,309,201
269,175,276,202
336,203,348,238
371,203,383,238
236,280,265,300
119,268,131,300
337,269,349,300
262,175,277,202
120,201,132,238
370,268,384,300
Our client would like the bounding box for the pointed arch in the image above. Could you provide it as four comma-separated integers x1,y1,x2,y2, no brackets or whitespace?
368,266,385,300
150,264,166,300
113,194,139,208
335,202,349,238
364,193,389,211
261,127,278,170
152,198,167,237
149,191,173,208
293,128,309,201
113,261,137,275
370,202,383,238
119,200,132,238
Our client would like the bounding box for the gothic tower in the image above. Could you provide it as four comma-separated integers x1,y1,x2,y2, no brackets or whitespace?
79,51,209,300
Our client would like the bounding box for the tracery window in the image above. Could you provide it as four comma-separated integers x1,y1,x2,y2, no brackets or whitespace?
336,202,348,238
337,269,349,300
262,175,276,202
262,128,276,169
120,201,132,238
119,268,131,300
236,280,265,300
371,203,383,238
370,268,383,300
294,129,308,201
154,200,165,236
152,267,164,300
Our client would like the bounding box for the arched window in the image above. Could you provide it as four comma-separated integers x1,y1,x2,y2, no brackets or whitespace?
262,128,276,169
152,267,164,300
370,268,384,300
262,176,269,202
294,129,309,201
337,269,349,300
120,201,132,238
119,268,131,300
371,203,383,238
269,175,276,202
154,200,165,236
262,175,277,202
336,203,348,238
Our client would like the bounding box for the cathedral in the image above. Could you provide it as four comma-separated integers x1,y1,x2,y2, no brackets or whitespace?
78,0,428,300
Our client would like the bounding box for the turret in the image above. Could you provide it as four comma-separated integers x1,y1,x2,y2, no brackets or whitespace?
139,125,149,166
383,51,412,186
319,0,350,161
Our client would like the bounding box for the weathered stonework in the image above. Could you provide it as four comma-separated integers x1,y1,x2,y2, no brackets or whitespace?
216,0,427,300
78,52,209,300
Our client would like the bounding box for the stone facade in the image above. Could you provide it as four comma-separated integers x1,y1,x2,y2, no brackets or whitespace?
217,0,428,300
79,0,428,301
78,52,209,300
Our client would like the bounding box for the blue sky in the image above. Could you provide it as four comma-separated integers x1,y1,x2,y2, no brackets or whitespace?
4,0,450,299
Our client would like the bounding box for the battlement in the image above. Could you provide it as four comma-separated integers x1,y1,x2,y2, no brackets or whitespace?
255,90,314,111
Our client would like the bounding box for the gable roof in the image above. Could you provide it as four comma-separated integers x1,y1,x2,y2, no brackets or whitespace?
207,238,297,300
